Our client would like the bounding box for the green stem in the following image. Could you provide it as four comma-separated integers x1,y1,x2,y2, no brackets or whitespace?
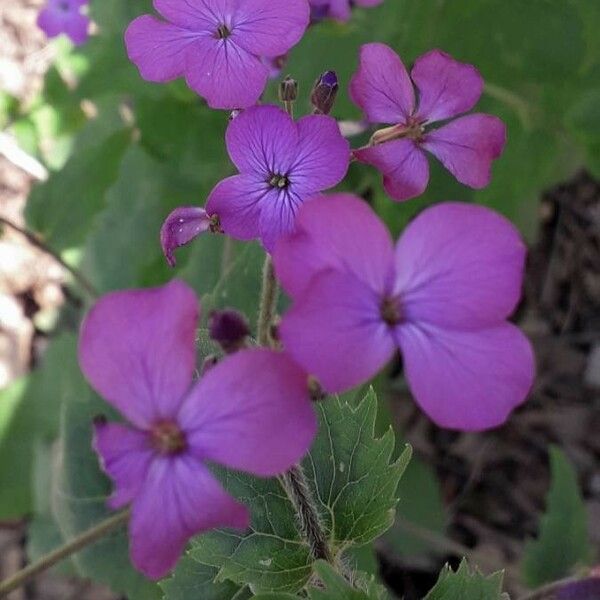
256,255,279,346
0,510,129,597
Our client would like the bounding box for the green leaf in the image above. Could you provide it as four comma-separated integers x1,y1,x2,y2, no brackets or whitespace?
161,557,249,600
565,88,600,144
425,560,507,600
522,447,591,587
189,389,410,594
308,561,389,600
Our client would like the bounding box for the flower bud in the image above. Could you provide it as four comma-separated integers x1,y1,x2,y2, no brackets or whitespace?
279,75,298,104
209,309,250,354
311,71,338,115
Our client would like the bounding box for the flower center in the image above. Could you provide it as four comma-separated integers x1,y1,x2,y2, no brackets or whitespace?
216,24,231,39
150,421,187,455
380,296,402,326
268,173,290,189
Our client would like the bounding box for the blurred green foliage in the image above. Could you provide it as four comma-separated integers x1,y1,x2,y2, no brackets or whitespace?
0,0,599,596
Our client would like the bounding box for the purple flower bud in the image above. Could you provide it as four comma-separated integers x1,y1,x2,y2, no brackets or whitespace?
311,70,339,115
209,309,250,354
160,206,221,268
279,75,299,104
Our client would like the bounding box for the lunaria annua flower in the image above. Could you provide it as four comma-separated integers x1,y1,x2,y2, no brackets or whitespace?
273,194,535,431
309,0,383,22
78,280,317,579
37,0,89,46
125,0,310,109
205,104,350,250
350,44,507,201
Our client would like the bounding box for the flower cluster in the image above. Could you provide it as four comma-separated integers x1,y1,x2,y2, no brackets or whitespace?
37,0,89,46
73,0,536,583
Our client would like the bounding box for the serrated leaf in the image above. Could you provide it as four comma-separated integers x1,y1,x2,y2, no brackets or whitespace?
522,447,591,587
189,389,410,594
308,561,390,600
425,560,506,600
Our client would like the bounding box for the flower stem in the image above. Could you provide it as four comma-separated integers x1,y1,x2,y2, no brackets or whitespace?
281,465,332,563
0,510,129,596
256,255,279,346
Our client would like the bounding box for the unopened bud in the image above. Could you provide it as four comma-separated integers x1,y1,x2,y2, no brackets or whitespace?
209,309,250,354
311,71,338,115
279,75,298,104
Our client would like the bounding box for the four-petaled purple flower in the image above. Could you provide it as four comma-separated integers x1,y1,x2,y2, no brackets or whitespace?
309,0,383,22
350,44,507,201
79,280,317,579
125,0,310,109
205,104,350,251
37,0,89,46
273,194,535,431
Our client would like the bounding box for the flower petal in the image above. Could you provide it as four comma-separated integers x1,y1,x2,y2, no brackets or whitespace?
180,348,317,476
289,115,350,195
258,188,303,251
225,104,298,174
412,49,483,123
78,281,199,428
37,8,65,38
125,16,195,82
280,270,396,393
354,139,429,202
184,37,269,109
160,206,213,267
396,322,535,431
349,43,415,124
205,173,271,242
394,202,527,328
233,0,309,57
153,0,219,29
93,422,154,509
63,13,89,46
422,113,506,189
130,456,249,579
273,193,394,297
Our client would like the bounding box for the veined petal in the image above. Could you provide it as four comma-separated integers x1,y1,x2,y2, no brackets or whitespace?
130,456,249,579
349,43,415,124
396,322,535,431
78,281,199,428
181,349,316,476
125,16,197,82
205,173,270,242
184,37,268,109
412,50,484,123
233,0,309,57
394,202,527,328
280,269,396,393
289,115,350,195
273,193,395,297
225,104,298,174
154,0,222,30
93,422,154,509
354,139,429,202
422,113,506,189
258,187,303,251
160,206,213,267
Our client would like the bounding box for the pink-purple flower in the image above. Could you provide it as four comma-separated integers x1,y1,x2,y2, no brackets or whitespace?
350,44,506,201
78,280,317,579
273,194,535,431
124,0,310,109
310,0,383,22
205,104,350,250
37,0,89,46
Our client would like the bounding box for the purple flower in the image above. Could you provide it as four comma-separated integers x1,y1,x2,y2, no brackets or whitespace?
79,280,317,579
37,0,89,46
205,104,350,251
124,0,310,110
350,44,507,201
160,206,221,267
310,0,383,22
273,194,535,431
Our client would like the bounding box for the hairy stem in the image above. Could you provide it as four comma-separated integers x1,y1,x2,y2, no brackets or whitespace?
256,255,279,346
0,510,129,596
281,465,332,563
0,216,98,299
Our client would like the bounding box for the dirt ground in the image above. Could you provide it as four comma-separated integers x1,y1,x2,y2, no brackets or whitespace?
1,2,599,600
